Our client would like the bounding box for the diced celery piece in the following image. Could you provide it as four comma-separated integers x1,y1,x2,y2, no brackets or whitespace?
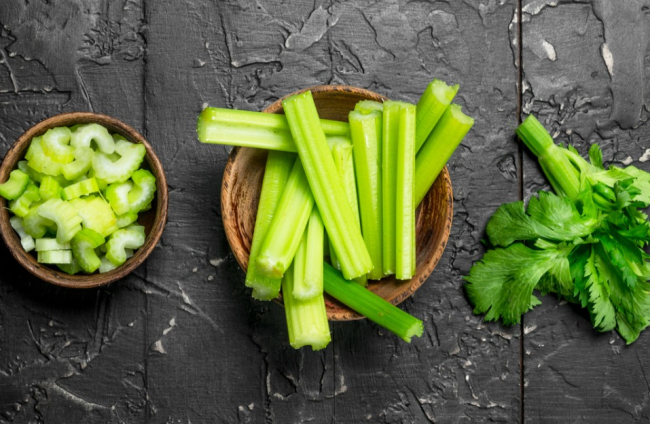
125,223,145,236
92,142,146,184
62,177,100,200
73,197,118,237
39,176,61,201
381,101,402,275
283,91,372,280
292,209,324,300
282,261,331,350
128,169,156,213
349,110,384,280
41,127,74,164
24,136,41,161
71,228,105,273
106,227,145,266
35,238,71,251
27,137,64,176
355,100,384,114
116,212,138,228
10,183,41,217
98,255,118,273
395,103,416,280
415,104,474,205
70,123,115,154
197,107,350,152
415,79,459,152
58,257,83,275
0,169,30,200
10,216,35,252
38,250,72,264
23,204,55,239
62,147,94,181
37,198,83,243
246,151,296,300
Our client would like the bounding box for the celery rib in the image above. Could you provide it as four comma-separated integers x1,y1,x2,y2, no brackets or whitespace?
292,209,324,300
396,103,416,280
381,101,402,275
246,151,296,300
415,79,459,152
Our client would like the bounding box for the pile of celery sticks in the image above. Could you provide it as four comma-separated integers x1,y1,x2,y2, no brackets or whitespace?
198,80,474,349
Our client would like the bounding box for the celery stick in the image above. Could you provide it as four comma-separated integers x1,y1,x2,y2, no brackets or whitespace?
0,169,30,200
349,110,383,280
415,104,474,205
415,79,459,152
27,138,64,177
355,100,384,115
283,262,331,350
41,127,74,164
197,107,350,152
23,204,55,239
71,123,115,154
38,250,72,264
62,177,100,200
39,176,61,201
292,209,324,300
256,159,314,279
128,169,156,213
37,198,82,243
35,238,70,251
395,103,416,280
323,263,423,342
10,183,41,217
71,228,105,273
106,227,145,266
246,151,296,300
58,257,83,275
283,91,373,280
62,147,94,181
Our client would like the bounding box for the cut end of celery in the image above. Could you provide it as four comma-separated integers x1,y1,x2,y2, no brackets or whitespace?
250,286,280,301
447,104,474,126
256,256,285,279
401,319,424,343
196,107,217,143
516,114,554,158
289,330,332,351
429,79,459,103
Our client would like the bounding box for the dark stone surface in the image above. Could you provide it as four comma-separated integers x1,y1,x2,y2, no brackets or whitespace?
0,0,647,422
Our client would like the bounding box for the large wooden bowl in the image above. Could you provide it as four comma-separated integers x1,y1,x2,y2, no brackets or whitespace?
221,85,453,320
0,112,168,289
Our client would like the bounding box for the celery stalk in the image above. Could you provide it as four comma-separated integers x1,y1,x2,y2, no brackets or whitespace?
197,107,350,152
381,101,402,275
283,262,331,350
323,263,423,342
349,110,383,280
395,103,416,280
283,91,373,280
415,104,474,205
355,100,384,115
246,151,296,300
292,209,324,300
256,159,314,279
415,79,459,152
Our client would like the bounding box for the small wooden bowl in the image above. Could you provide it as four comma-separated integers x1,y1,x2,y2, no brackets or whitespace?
0,112,168,289
221,85,453,320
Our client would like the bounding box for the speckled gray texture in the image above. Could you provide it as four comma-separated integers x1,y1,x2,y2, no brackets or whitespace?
0,0,647,422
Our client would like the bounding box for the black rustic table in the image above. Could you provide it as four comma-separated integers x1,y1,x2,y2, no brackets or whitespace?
1,1,649,423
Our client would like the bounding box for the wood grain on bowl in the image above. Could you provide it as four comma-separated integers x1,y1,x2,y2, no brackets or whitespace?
221,85,453,320
0,112,168,289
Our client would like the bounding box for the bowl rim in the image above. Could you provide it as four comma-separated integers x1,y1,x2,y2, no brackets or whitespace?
221,84,454,320
0,112,168,289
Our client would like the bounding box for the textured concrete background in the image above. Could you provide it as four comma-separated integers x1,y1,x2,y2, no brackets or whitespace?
0,0,648,423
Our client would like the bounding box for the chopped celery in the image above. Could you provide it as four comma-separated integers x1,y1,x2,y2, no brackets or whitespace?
37,250,72,264
197,107,350,152
395,103,416,280
62,147,94,181
39,176,61,201
246,151,296,300
27,138,64,176
24,136,41,161
282,262,331,350
10,216,35,252
349,110,383,280
257,159,314,278
0,169,30,200
41,127,74,164
128,169,156,213
116,212,138,228
355,100,384,115
35,238,71,251
58,257,83,275
292,209,324,300
105,227,145,266
415,79,459,152
9,183,40,217
71,228,105,273
283,91,372,280
323,263,423,342
73,197,118,237
37,198,83,243
92,142,146,184
23,204,55,239
62,177,100,200
415,104,474,205
98,255,118,273
71,123,115,154
106,181,133,215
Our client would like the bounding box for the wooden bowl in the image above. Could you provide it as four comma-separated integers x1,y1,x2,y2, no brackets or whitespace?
221,85,453,320
0,112,168,289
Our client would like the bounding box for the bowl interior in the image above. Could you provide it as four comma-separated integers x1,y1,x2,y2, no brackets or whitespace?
0,112,168,288
221,85,453,320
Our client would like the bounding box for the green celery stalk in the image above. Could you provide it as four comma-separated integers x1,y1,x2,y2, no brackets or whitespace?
197,107,350,152
283,91,373,280
292,209,324,300
415,79,459,152
283,261,331,350
246,151,296,300
396,103,417,279
415,104,474,205
257,159,314,278
349,110,384,280
323,263,423,342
